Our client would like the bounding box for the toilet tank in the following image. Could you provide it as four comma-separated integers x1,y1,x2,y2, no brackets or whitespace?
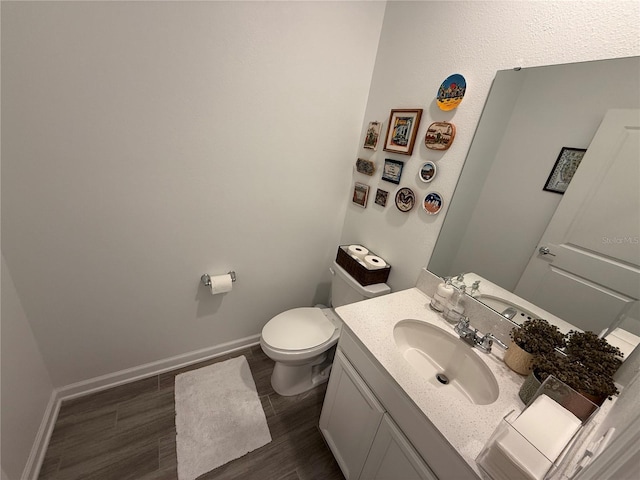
330,261,390,307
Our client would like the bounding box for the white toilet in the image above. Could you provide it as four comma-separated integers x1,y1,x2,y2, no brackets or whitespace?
260,260,390,396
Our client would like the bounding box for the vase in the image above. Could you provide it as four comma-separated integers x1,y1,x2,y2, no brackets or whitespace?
503,340,534,375
518,371,541,404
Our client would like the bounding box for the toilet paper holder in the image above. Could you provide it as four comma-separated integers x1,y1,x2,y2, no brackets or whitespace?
201,271,237,287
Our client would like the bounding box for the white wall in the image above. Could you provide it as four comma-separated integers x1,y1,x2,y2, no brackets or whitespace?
1,1,386,387
340,0,640,291
1,256,54,480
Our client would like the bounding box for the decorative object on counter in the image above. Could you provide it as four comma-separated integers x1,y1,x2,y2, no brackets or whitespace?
469,280,481,297
543,147,587,194
335,245,390,286
443,284,466,324
363,121,382,150
522,330,624,407
374,188,389,207
477,384,590,480
355,158,375,176
424,122,456,150
352,182,370,208
430,277,454,312
419,161,437,183
383,109,423,155
394,187,415,212
381,158,404,184
504,318,565,376
436,73,466,111
422,192,443,215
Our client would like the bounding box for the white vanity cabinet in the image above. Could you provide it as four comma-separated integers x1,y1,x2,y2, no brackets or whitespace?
320,349,436,480
320,327,479,480
319,350,385,479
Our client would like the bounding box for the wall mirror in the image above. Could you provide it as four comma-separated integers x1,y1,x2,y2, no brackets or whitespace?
428,56,640,339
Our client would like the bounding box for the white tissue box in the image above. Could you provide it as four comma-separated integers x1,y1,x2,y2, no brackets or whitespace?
477,376,599,480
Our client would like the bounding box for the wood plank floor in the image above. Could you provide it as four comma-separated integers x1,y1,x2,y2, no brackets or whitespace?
38,345,344,480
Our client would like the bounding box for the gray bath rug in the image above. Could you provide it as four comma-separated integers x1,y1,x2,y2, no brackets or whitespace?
174,355,272,480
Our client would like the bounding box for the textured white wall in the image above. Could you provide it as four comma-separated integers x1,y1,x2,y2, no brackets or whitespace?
1,256,54,480
1,1,385,387
340,0,640,291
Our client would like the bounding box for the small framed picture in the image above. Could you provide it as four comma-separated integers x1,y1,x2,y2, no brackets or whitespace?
355,158,376,176
383,109,423,155
425,122,456,150
543,147,587,194
375,188,389,207
352,182,370,208
363,121,382,150
381,158,404,184
419,161,437,183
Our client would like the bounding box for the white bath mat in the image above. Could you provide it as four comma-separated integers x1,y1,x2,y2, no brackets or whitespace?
174,355,272,480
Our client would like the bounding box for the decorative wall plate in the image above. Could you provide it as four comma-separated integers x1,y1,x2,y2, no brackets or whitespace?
395,187,415,212
356,158,375,176
352,182,370,208
419,161,437,183
425,122,456,150
437,73,466,111
423,192,443,215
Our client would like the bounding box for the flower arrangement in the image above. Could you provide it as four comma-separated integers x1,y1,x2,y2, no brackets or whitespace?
510,318,565,355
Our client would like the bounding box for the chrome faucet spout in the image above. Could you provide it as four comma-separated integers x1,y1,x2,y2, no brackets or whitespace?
454,318,508,354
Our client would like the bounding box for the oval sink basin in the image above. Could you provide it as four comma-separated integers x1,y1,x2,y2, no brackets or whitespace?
393,320,499,405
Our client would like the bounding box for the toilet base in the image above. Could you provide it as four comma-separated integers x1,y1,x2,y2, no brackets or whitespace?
270,349,335,396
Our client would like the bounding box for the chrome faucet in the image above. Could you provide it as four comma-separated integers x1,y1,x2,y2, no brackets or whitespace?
454,318,508,353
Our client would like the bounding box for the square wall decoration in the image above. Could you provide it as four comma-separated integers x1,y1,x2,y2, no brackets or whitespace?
352,182,370,208
383,109,423,155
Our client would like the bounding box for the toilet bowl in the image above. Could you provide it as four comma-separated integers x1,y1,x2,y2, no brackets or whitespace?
260,260,390,396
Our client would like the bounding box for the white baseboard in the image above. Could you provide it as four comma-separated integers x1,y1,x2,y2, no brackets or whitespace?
24,334,261,479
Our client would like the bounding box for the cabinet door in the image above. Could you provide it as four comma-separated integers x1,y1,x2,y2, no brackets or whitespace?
360,414,438,480
320,349,385,480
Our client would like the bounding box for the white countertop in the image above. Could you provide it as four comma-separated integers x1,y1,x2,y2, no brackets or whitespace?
336,287,530,474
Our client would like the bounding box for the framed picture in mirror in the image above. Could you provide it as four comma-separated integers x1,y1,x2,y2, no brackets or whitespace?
543,147,587,194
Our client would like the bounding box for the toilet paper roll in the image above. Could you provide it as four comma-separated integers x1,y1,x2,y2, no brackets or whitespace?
348,244,369,259
208,274,233,295
364,255,386,270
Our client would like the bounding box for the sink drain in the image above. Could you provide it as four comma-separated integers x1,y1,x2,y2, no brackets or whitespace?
436,373,449,385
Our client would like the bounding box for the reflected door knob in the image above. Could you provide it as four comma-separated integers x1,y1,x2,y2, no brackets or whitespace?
538,246,556,256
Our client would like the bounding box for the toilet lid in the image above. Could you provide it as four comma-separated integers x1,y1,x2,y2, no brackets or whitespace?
262,308,336,351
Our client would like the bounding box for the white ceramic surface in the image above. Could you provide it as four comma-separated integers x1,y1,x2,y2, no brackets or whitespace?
393,319,499,405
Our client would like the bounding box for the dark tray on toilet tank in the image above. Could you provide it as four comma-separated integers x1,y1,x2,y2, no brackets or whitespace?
335,245,391,286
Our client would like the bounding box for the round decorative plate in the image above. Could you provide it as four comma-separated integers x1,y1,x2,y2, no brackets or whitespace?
395,187,415,212
436,73,466,111
419,161,437,183
423,192,443,215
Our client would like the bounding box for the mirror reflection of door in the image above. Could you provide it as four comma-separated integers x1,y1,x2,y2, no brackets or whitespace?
515,109,640,333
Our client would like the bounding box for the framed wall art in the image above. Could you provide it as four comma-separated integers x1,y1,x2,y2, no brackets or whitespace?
543,147,587,194
363,121,382,150
375,189,389,207
437,73,466,111
423,191,443,215
425,122,456,150
356,158,375,176
381,158,404,184
419,161,437,183
352,182,370,208
383,109,423,155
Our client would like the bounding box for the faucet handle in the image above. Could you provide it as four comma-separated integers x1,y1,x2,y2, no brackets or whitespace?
454,316,470,334
478,333,508,353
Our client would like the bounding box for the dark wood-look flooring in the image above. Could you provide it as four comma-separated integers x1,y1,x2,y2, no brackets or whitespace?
38,345,344,480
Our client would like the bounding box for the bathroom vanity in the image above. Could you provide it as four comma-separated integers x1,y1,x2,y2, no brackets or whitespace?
319,286,527,479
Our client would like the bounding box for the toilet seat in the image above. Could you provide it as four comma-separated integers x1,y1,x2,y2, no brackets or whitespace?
262,307,336,351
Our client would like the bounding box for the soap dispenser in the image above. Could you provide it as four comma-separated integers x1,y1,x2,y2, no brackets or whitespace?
443,285,466,324
430,277,454,312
